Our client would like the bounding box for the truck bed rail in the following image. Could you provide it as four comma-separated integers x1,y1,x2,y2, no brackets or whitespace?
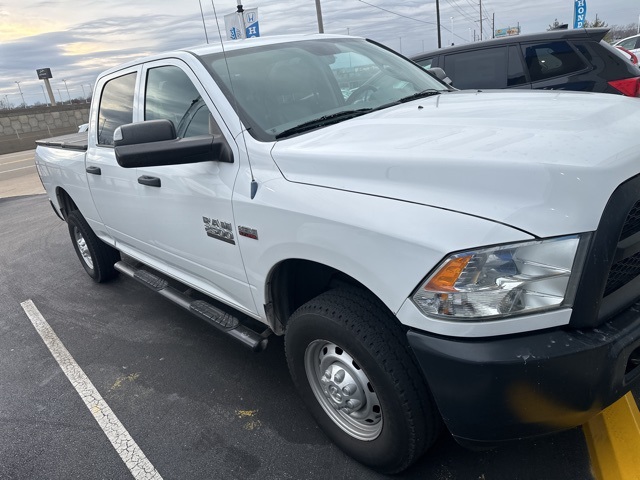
36,132,88,151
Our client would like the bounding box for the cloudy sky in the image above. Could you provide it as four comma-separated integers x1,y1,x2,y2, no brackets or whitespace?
0,0,636,106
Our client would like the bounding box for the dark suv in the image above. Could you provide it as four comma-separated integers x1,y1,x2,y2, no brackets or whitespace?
412,28,640,97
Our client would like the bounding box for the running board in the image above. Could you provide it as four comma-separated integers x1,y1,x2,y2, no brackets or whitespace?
114,261,268,352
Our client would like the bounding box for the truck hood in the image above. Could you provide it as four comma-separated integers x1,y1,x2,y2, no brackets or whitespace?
270,90,640,238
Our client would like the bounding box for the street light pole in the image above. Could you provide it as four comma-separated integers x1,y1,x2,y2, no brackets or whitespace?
450,17,454,45
15,81,26,107
40,85,48,105
62,79,71,104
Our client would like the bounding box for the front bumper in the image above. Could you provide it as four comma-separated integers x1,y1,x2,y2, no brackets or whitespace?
407,302,640,446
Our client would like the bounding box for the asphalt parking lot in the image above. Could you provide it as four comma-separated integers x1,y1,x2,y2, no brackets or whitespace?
6,148,640,478
1,191,604,480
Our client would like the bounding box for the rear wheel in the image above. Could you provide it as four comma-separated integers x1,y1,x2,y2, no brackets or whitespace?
285,288,440,473
67,210,120,283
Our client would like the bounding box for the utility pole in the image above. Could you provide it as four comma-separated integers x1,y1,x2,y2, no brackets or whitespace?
315,0,324,33
479,0,483,41
436,0,442,48
492,12,495,38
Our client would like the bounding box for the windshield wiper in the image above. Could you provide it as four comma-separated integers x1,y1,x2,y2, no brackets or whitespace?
275,109,372,139
358,89,443,117
397,89,442,103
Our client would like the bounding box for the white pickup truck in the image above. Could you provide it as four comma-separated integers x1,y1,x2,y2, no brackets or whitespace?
35,34,640,473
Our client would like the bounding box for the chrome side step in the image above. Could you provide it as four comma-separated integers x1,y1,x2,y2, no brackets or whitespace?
114,261,269,352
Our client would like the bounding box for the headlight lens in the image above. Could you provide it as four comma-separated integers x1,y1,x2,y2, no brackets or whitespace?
412,235,588,321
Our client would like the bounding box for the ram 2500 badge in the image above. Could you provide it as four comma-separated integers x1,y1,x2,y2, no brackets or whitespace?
35,34,640,473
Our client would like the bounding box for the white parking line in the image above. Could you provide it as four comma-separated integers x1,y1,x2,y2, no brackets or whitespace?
20,300,163,480
1,150,34,160
1,158,34,166
0,165,35,174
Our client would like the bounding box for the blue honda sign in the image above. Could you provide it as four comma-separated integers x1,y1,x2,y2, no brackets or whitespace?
224,7,260,40
244,8,260,38
573,0,587,29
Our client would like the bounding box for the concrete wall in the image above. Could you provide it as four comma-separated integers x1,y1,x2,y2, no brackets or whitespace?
0,104,90,155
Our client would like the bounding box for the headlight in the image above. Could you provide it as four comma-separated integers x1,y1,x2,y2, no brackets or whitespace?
412,234,589,321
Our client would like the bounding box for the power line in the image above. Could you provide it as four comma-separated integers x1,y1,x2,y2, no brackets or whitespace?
356,0,470,44
356,0,437,25
445,0,477,23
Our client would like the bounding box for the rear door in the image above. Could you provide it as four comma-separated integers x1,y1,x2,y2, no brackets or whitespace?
86,67,144,244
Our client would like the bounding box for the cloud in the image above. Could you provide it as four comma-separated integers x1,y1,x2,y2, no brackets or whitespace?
0,0,634,104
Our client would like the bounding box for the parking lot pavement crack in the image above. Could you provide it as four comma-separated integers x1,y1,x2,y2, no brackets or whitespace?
20,299,163,480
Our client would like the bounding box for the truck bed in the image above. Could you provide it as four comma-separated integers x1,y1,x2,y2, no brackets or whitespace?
36,132,88,151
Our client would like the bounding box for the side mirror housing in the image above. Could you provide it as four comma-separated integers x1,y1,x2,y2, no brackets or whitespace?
114,120,233,168
428,67,453,86
114,119,176,145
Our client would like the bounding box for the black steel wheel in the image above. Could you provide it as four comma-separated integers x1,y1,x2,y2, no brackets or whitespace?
285,288,441,474
67,210,120,283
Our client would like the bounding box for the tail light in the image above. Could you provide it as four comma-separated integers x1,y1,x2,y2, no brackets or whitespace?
616,46,638,65
608,77,640,97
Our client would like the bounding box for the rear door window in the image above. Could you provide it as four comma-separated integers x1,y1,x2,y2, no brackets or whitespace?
97,73,137,146
522,41,587,82
443,47,508,89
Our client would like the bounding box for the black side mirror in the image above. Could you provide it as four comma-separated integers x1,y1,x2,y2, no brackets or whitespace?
114,120,233,168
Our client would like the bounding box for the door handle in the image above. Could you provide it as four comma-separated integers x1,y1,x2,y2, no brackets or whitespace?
86,165,101,175
138,175,161,187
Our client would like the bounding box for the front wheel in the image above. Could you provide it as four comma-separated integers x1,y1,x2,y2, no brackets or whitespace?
67,210,120,283
284,288,440,473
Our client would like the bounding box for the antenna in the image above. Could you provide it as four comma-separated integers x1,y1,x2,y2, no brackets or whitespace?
210,0,258,199
198,0,210,44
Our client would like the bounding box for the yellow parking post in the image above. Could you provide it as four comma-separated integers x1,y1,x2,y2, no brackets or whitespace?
584,392,640,480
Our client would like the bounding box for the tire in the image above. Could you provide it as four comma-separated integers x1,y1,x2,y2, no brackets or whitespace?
284,288,441,474
67,210,120,283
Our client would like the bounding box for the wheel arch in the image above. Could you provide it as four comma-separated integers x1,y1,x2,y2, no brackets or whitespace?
265,258,399,335
55,186,78,221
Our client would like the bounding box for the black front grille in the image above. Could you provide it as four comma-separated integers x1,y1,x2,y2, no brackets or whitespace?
603,199,640,298
619,200,640,240
604,251,640,296
571,174,640,328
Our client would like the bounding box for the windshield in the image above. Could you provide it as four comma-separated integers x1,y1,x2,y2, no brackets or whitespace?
199,38,449,141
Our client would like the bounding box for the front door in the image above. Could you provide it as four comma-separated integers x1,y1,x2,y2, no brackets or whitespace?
130,60,256,315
